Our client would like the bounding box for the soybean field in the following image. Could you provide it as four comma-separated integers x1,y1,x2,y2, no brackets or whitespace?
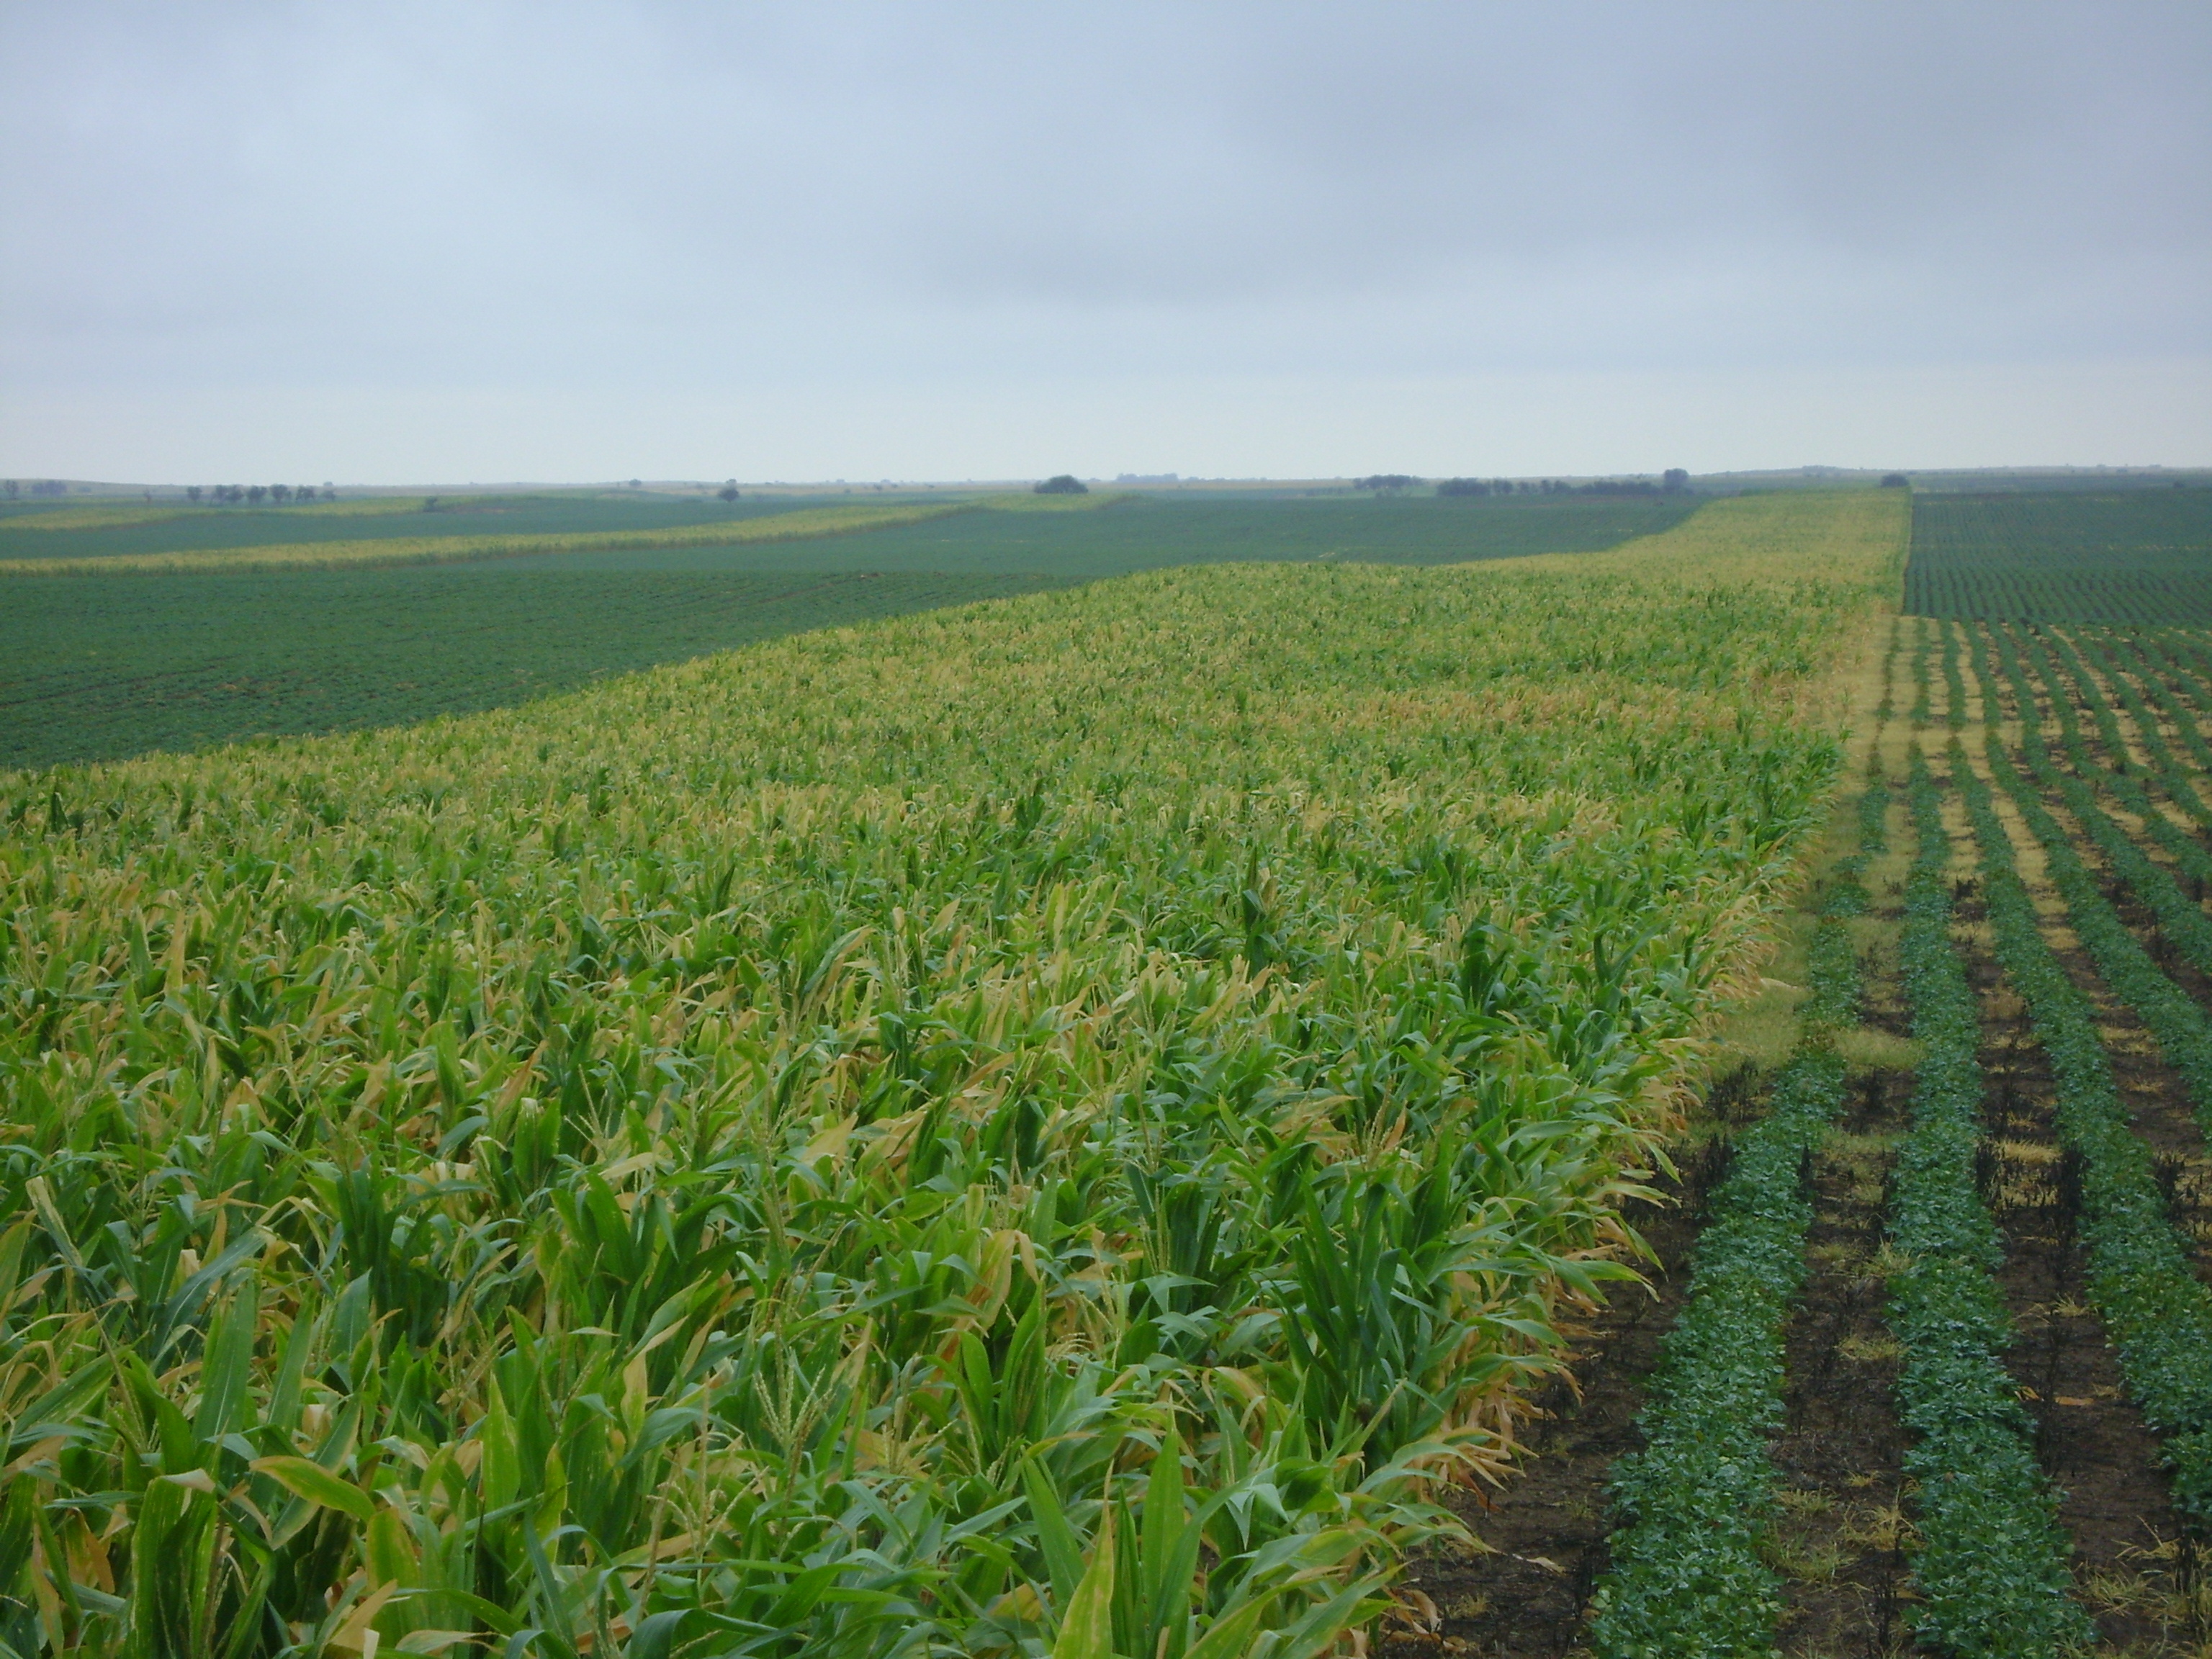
0,492,1899,1657
1905,488,2212,623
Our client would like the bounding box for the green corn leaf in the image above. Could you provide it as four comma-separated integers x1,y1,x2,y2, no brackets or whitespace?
194,1279,257,1442
1023,1454,1086,1611
1053,1500,1118,1659
1182,1596,1277,1659
248,1455,374,1522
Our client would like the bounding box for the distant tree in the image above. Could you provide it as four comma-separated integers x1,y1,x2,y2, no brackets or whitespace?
423,496,441,511
1663,468,1689,493
1033,475,1088,495
185,485,202,504
717,484,741,502
4,480,17,500
1880,472,1910,489
247,485,268,506
271,484,292,505
628,479,643,490
1354,475,1422,494
1437,478,1490,497
323,487,336,502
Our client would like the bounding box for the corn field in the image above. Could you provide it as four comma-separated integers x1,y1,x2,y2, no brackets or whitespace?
0,492,1899,1656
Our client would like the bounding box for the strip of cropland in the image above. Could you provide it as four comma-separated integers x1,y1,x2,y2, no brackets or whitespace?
1,493,1701,768
1906,487,2212,624
0,490,1898,1655
0,495,992,574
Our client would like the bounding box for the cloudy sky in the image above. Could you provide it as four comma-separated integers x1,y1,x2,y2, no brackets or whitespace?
3,1,2206,483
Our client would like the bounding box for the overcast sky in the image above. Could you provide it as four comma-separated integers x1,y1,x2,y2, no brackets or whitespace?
3,1,2207,483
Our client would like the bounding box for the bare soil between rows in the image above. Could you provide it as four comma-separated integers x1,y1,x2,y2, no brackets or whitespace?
1385,1084,1741,1657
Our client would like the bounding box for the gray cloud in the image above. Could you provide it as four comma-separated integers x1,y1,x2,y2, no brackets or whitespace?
3,1,2206,479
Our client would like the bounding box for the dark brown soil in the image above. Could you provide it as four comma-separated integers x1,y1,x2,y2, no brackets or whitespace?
1386,1074,1752,1658
1965,902,2208,1652
1770,1065,1915,1656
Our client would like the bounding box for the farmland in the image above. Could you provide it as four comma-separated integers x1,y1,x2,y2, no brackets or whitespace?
1,492,1701,768
1905,488,2212,623
16,476,2212,1655
0,494,814,563
0,490,1899,1655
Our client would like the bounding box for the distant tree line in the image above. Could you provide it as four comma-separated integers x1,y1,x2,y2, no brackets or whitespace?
1437,469,1692,498
186,485,336,505
4,480,71,499
1034,475,1089,495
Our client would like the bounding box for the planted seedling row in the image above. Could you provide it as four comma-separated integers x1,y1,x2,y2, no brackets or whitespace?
1883,750,2090,1650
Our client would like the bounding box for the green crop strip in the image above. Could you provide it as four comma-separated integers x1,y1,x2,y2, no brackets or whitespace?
1941,620,1968,729
1586,1052,1848,1655
1587,858,1869,1654
0,498,1044,576
1822,756,1892,922
1887,750,2089,1653
1911,618,1935,728
1955,737,2212,1528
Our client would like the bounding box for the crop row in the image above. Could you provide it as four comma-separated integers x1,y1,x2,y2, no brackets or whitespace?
2033,626,2212,889
1587,761,1887,1658
1905,569,2212,626
1887,750,2087,1652
0,495,1904,1655
1996,627,2212,976
1975,631,2212,1142
2041,628,2212,881
2087,628,2212,790
1954,737,2212,1527
1586,1048,1849,1655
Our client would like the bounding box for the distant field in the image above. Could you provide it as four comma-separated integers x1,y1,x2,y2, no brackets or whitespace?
1905,488,2212,621
0,492,836,563
492,492,1704,575
1,493,1701,767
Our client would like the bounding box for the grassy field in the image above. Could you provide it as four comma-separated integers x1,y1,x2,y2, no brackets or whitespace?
0,490,1899,1656
1905,487,2212,622
3,493,1703,768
